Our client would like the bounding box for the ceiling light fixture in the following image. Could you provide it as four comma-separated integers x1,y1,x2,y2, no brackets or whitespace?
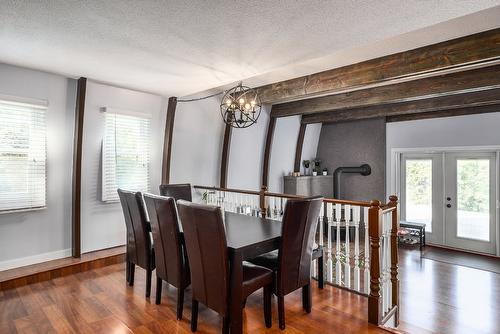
220,82,262,128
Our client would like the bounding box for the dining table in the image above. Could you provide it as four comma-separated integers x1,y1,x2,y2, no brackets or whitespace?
221,211,282,334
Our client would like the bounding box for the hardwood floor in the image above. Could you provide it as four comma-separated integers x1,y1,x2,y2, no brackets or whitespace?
398,247,500,334
0,262,388,334
0,246,126,291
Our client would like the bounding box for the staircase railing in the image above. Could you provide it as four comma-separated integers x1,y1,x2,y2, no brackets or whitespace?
193,185,399,327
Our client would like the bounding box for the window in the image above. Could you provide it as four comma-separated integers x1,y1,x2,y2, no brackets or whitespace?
0,99,47,212
102,110,151,202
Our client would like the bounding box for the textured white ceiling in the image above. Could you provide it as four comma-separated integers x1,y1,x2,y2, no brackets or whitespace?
1,1,500,97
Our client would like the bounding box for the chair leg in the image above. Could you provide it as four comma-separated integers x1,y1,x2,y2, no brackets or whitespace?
222,316,230,334
155,277,162,305
191,299,199,332
318,255,324,289
177,287,185,320
128,263,135,286
302,284,312,313
264,285,272,328
145,269,152,297
278,295,285,330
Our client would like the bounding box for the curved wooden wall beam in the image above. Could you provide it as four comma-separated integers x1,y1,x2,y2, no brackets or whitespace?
161,97,178,184
262,114,276,189
294,121,307,173
72,77,87,258
220,123,232,187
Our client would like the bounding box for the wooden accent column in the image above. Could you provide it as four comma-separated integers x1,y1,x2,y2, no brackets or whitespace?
262,115,276,189
388,195,400,326
368,200,382,325
220,123,232,187
161,97,177,184
72,77,87,258
294,121,306,173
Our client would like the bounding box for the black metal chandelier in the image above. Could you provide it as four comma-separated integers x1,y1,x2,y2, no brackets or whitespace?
220,83,262,128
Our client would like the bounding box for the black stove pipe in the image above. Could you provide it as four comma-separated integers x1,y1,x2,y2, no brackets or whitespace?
333,164,371,198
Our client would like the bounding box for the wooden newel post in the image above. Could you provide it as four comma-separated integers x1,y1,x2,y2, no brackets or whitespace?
388,195,400,326
368,199,382,325
260,186,267,218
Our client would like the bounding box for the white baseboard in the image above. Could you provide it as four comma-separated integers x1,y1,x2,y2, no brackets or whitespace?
0,248,72,271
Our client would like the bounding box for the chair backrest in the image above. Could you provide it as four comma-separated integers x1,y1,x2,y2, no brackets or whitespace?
159,183,192,202
144,193,188,288
278,196,323,295
177,200,228,315
117,189,152,269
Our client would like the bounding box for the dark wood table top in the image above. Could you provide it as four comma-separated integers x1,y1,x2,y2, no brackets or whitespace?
223,211,282,257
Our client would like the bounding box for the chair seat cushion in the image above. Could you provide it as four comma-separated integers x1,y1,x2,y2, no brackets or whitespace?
242,262,273,299
247,250,279,271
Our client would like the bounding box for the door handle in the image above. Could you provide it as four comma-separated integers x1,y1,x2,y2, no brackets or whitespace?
446,204,451,208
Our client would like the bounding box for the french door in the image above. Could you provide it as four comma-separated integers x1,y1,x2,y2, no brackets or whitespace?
400,151,497,255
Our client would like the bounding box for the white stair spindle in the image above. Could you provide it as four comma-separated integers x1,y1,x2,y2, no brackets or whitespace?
326,203,334,283
364,206,370,294
353,206,360,292
335,203,342,286
344,205,351,289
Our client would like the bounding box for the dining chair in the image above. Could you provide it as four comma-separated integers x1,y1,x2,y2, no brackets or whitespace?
143,194,191,319
248,196,323,330
117,189,155,298
159,183,192,202
177,201,273,333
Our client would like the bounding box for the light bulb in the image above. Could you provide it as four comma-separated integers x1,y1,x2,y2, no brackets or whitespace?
225,99,231,106
244,103,251,110
239,98,245,105
251,100,256,106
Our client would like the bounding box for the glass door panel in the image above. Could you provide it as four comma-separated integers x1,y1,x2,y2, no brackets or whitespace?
401,153,444,245
405,159,433,232
445,153,496,254
456,159,490,241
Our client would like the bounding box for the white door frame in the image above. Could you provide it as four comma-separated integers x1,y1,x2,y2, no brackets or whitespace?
390,145,500,256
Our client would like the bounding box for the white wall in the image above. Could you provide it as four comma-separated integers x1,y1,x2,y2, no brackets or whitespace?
228,110,321,193
386,111,500,195
0,64,75,270
170,96,225,188
81,81,166,253
228,107,271,190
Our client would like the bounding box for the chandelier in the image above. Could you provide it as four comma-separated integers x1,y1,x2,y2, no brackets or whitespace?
220,83,262,128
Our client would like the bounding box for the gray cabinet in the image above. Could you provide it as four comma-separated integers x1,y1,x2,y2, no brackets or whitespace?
284,175,333,198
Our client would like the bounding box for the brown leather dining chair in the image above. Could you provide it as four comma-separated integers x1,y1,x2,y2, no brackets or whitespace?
177,201,273,333
117,189,155,298
143,193,190,320
159,183,192,202
248,196,323,330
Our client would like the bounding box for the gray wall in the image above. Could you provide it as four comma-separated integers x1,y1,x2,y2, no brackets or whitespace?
0,64,76,270
316,118,386,202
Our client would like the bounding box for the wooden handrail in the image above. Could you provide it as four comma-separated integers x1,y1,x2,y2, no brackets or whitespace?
194,184,399,327
193,184,372,207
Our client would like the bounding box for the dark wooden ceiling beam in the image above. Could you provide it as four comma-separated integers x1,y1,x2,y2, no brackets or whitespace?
262,115,276,189
293,122,307,173
161,97,177,184
386,103,500,122
301,88,500,124
256,28,500,104
219,123,232,188
274,64,500,118
72,77,87,258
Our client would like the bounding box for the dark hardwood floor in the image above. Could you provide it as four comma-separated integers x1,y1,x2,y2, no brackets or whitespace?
0,262,388,334
398,247,500,334
1,246,499,333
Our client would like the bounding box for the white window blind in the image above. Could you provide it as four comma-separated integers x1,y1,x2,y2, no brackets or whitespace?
0,99,47,212
102,111,151,202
